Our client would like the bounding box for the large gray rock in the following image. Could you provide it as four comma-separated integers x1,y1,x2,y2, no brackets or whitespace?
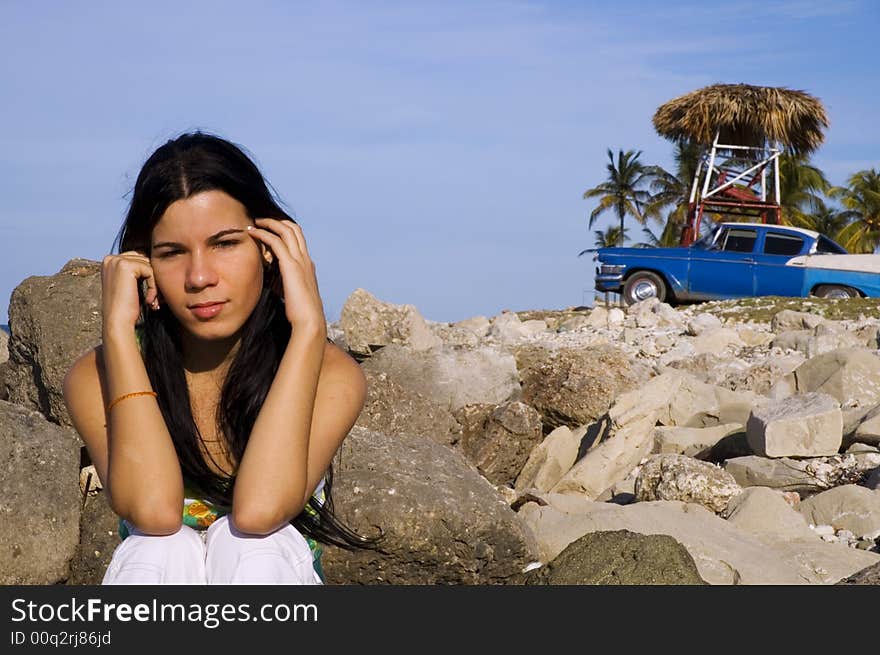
550,415,655,499
653,423,744,458
356,342,521,446
5,259,103,425
610,370,758,429
837,561,880,585
722,486,818,542
321,427,539,584
364,343,520,413
65,490,120,585
853,405,880,446
771,309,828,333
338,288,442,356
515,424,585,493
524,530,706,585
0,400,82,583
799,485,880,538
635,454,742,514
514,343,647,432
746,392,843,458
724,455,864,495
787,348,880,411
458,401,543,486
356,363,462,446
517,498,878,584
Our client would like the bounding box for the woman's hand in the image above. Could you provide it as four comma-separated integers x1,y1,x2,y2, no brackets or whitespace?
101,251,160,336
246,218,327,337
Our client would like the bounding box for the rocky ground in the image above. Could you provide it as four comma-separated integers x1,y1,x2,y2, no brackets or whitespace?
1,259,879,584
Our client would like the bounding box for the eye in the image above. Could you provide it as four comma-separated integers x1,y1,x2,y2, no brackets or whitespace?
157,250,181,259
216,240,238,248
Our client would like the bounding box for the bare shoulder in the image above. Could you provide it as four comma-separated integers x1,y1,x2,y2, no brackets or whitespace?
63,345,108,403
321,341,366,392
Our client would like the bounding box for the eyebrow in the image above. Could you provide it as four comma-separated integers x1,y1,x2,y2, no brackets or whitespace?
152,228,246,250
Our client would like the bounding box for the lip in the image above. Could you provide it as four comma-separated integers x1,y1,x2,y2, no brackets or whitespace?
189,301,227,319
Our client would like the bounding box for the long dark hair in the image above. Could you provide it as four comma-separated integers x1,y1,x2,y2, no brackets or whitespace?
113,130,373,550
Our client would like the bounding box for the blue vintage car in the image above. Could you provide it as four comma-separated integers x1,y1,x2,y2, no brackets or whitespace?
595,222,880,305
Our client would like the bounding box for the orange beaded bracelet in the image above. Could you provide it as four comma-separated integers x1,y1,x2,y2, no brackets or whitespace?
107,391,158,412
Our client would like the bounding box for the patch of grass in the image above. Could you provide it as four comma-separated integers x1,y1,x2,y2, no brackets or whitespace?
689,296,880,324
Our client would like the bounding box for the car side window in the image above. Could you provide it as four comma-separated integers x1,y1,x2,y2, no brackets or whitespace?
764,232,804,256
816,236,847,254
720,228,757,253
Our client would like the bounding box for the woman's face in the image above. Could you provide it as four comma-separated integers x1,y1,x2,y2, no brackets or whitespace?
150,190,270,341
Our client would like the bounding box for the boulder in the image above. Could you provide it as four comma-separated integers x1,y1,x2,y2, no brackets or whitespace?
550,415,654,499
771,309,828,333
653,423,744,458
722,486,818,542
458,401,543,486
686,313,722,337
5,259,103,425
853,405,880,447
724,454,867,495
65,490,121,585
837,561,880,585
787,348,880,411
356,364,462,446
338,288,442,356
321,427,539,584
609,370,758,429
0,400,82,583
515,424,585,493
746,392,842,458
634,454,742,514
514,343,647,431
524,530,706,585
517,498,878,584
799,485,880,538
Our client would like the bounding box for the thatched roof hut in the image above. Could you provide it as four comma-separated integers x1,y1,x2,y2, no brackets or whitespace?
652,83,828,156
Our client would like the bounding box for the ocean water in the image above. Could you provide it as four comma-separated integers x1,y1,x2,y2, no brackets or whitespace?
1,324,8,335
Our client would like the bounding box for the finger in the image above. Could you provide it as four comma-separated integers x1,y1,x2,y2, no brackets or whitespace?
246,226,293,263
254,218,306,261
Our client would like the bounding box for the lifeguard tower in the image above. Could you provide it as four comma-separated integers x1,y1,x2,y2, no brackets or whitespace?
652,84,829,245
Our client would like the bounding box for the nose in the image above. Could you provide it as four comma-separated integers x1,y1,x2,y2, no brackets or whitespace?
185,250,220,292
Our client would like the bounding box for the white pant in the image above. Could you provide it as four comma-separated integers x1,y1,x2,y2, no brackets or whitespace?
102,515,323,585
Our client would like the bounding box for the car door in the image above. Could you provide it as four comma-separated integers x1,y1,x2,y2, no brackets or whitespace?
688,226,757,298
753,230,808,296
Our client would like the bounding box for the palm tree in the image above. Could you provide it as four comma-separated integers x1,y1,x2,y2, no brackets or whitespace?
830,169,880,253
583,149,652,246
797,199,849,241
637,224,679,248
643,140,703,245
777,153,830,228
577,225,628,256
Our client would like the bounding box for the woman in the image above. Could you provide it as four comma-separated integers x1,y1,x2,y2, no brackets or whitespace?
62,131,372,584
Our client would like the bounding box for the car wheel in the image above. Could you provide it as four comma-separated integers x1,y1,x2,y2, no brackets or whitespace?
813,285,859,299
623,271,667,305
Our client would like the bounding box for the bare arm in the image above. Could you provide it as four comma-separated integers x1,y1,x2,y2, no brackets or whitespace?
103,328,184,532
63,250,184,534
231,331,367,535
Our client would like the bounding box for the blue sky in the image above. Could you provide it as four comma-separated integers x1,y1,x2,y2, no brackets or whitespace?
1,1,877,327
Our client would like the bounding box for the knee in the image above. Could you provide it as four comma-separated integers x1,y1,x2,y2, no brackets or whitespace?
122,523,205,553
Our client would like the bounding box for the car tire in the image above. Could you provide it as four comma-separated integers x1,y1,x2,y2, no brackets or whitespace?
622,271,667,305
813,284,860,299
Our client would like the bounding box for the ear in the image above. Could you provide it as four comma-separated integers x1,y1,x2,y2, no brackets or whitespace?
260,244,274,266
